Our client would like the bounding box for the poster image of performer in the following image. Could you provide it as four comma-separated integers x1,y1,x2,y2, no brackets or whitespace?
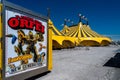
5,10,48,77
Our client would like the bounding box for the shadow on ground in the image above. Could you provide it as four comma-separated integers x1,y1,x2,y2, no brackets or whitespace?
104,53,120,68
25,71,51,80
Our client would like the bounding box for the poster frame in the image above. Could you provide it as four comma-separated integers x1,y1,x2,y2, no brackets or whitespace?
2,1,49,80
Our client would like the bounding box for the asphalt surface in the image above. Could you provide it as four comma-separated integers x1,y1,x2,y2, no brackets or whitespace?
35,46,120,80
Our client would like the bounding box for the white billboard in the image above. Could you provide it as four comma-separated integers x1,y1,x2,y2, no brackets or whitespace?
5,9,48,77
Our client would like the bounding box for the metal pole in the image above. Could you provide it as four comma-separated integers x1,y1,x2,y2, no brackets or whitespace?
78,14,82,22
47,8,50,19
64,19,67,25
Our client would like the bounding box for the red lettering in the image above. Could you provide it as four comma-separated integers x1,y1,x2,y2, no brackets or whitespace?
35,20,44,34
8,17,19,29
41,25,45,34
15,15,20,19
20,19,28,28
8,15,45,33
29,21,34,29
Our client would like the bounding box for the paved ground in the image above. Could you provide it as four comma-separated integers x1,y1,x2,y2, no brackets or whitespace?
36,46,120,80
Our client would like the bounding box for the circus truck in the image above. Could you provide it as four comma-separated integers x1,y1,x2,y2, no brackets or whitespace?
0,1,52,80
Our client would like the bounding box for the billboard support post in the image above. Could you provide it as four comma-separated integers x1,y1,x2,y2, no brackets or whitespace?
0,3,3,80
48,19,53,71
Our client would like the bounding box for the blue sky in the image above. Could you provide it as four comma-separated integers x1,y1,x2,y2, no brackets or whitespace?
6,0,120,40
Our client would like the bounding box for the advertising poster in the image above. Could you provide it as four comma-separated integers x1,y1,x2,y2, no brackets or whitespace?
5,9,47,77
